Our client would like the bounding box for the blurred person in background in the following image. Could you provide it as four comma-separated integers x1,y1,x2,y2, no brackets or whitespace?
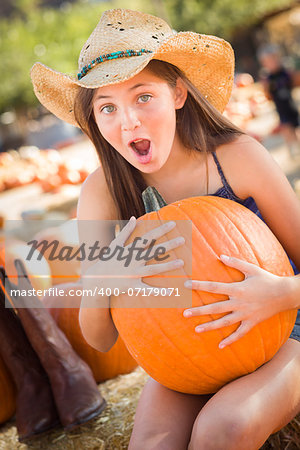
258,44,300,158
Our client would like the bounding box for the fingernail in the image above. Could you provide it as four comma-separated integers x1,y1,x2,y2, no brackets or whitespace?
195,327,204,333
184,280,192,288
220,255,229,260
168,221,176,228
183,310,192,317
175,259,184,267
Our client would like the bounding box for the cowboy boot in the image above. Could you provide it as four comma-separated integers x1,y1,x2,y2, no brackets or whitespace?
0,274,60,442
1,261,106,430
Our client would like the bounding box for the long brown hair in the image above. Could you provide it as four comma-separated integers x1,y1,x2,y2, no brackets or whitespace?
74,59,243,220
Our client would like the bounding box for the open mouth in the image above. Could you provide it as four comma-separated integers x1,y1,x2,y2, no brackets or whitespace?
130,139,151,155
129,139,152,164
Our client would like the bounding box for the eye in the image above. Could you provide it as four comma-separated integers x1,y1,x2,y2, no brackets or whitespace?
101,104,116,114
138,94,152,103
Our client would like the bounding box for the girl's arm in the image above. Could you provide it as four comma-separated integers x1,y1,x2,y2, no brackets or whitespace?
77,166,119,352
78,166,184,351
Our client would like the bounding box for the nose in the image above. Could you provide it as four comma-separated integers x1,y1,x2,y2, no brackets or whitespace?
120,108,141,131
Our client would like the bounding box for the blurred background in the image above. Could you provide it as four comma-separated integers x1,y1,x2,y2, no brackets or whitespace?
0,3,300,449
0,0,300,224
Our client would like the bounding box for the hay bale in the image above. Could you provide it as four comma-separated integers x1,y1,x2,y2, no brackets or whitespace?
261,416,300,450
0,367,299,449
0,367,148,450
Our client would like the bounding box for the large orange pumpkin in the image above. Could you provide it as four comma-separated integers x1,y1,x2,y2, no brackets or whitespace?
111,188,297,394
0,355,16,425
42,282,138,382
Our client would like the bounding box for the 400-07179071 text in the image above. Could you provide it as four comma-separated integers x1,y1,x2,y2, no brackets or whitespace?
7,286,181,298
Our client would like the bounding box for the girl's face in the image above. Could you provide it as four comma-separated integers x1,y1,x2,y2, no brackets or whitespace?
92,67,187,173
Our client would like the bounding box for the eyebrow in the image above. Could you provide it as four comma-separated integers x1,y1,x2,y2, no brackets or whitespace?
94,83,153,101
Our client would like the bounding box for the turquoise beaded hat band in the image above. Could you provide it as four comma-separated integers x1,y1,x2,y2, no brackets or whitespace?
77,49,153,80
31,9,234,126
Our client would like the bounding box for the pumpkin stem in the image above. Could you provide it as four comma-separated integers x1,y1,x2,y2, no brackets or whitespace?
142,187,167,212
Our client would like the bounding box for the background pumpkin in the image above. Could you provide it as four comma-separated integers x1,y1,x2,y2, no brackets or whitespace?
0,238,52,295
42,282,138,382
33,219,81,285
0,354,16,425
111,189,297,394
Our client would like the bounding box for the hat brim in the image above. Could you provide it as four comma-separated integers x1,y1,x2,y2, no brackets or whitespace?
31,31,234,127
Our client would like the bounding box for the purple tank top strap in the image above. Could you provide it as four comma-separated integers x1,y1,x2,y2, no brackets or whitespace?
212,151,228,188
211,151,240,201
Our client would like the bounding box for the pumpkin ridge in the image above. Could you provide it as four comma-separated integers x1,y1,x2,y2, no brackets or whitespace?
284,310,297,344
178,200,254,376
277,310,293,349
127,207,211,383
205,198,286,359
115,305,219,389
195,198,270,367
207,197,271,266
177,198,254,374
139,308,221,387
201,197,295,360
146,307,223,385
136,205,229,385
188,198,266,372
123,324,219,392
158,201,245,379
150,203,239,385
204,197,292,275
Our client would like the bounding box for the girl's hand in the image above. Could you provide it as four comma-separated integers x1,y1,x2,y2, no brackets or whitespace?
84,216,185,295
183,254,292,348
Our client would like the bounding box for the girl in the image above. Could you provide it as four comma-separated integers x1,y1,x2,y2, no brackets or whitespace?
31,9,300,449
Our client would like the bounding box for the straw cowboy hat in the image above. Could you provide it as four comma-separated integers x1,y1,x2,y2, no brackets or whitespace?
31,8,235,127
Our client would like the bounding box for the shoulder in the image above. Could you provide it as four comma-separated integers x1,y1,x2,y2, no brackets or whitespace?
77,165,118,220
215,134,281,200
215,134,300,269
